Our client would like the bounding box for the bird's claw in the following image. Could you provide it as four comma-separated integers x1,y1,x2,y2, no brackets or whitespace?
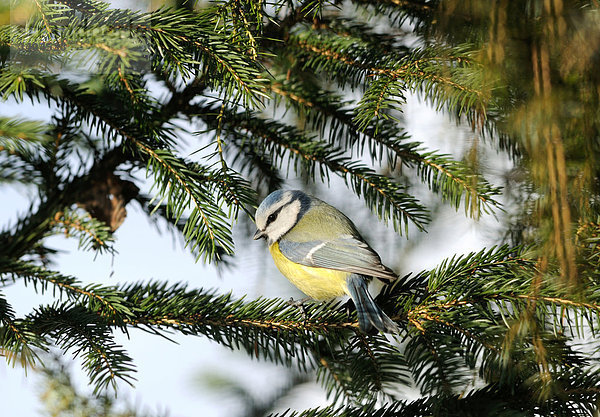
287,297,311,320
287,297,310,307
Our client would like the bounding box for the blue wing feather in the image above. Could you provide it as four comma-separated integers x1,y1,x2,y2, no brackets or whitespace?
278,235,397,282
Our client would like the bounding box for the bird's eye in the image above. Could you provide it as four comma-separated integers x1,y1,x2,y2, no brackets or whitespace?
267,212,278,225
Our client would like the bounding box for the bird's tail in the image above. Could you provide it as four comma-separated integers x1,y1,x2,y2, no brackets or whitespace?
346,275,399,334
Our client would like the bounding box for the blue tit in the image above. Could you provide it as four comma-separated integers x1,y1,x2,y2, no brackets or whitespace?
253,189,398,334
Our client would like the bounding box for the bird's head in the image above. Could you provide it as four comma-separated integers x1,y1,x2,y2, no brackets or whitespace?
253,190,311,245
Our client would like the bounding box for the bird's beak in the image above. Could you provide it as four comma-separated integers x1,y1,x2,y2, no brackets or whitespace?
253,229,266,240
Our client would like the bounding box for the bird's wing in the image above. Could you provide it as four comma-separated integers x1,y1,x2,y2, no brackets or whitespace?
278,235,397,282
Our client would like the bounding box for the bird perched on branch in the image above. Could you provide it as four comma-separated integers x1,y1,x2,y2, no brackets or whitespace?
253,189,398,334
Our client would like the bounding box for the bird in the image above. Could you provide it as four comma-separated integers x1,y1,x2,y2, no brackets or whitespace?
253,189,399,334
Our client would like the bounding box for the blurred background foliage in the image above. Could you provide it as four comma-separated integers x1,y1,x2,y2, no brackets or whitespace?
2,0,600,415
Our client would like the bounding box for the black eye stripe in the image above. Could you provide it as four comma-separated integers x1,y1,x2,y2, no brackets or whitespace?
266,206,284,226
264,192,310,228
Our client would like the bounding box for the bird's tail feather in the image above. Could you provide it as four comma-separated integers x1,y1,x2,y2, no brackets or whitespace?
346,275,398,334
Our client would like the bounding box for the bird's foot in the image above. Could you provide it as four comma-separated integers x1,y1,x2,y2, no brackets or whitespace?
287,297,311,321
287,297,311,307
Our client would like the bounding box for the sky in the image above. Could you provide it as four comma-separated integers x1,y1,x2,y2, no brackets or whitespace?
0,90,511,416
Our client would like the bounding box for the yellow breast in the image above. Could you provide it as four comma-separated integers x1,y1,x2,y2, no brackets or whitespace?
269,242,349,300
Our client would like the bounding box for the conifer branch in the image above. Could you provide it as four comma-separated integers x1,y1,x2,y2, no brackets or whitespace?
0,145,129,259
29,304,136,393
50,209,115,253
193,104,430,232
0,70,241,261
0,294,42,369
0,260,132,321
287,30,488,119
0,117,51,157
268,76,501,217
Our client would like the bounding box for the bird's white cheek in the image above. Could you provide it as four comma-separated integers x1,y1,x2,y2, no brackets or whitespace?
267,218,295,242
267,200,302,242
